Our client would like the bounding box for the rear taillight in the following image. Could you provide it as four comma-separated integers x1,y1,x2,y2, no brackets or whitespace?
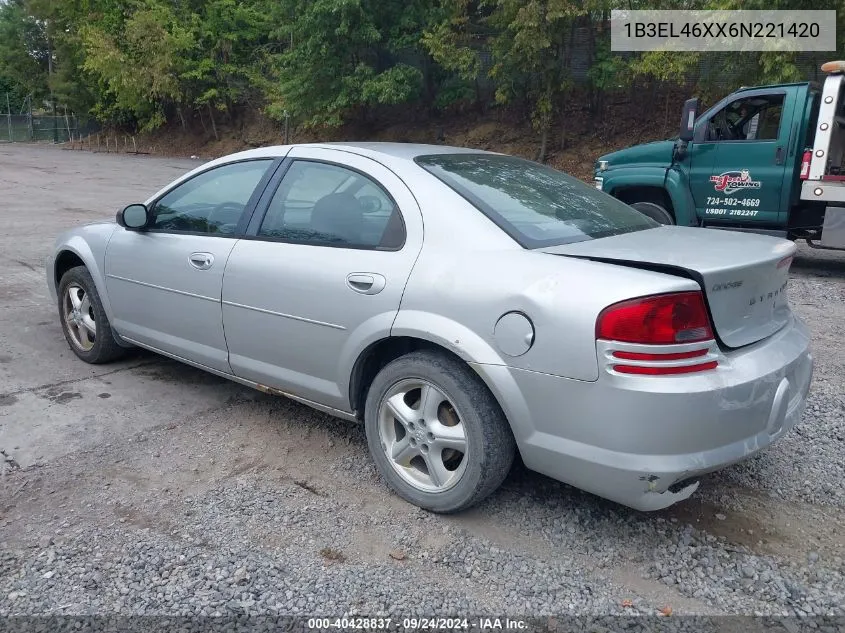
596,291,713,345
800,150,812,179
597,292,717,376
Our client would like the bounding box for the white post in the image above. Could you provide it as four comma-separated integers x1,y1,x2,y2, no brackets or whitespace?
6,93,11,142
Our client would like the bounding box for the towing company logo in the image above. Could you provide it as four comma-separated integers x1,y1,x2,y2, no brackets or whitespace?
710,170,762,195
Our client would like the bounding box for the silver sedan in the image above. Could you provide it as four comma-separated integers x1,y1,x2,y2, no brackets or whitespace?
47,143,813,512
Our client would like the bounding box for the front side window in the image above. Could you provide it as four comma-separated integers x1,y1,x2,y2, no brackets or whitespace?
151,160,273,234
705,94,785,142
258,160,405,249
416,154,657,248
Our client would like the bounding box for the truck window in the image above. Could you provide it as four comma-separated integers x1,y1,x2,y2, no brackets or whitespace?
705,94,785,142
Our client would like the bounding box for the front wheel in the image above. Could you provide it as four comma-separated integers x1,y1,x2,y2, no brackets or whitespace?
364,350,516,513
631,201,675,225
58,266,126,364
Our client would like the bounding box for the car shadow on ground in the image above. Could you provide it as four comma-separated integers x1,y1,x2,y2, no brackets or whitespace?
792,249,845,278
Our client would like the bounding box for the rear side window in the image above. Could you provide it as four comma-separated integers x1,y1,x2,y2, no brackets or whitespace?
258,160,405,249
416,154,657,248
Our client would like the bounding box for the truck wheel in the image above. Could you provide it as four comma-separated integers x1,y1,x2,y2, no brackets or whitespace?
631,201,674,225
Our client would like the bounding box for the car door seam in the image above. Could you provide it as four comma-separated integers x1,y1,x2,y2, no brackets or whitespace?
218,239,242,374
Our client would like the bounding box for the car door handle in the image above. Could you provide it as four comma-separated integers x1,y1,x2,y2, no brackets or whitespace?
775,146,785,165
189,252,214,270
346,273,386,295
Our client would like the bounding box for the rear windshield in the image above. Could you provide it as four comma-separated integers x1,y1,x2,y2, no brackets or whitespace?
416,153,657,248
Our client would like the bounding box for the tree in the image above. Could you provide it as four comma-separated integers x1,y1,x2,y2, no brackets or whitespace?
1,0,842,154
0,0,48,112
264,0,424,128
80,1,195,130
180,0,271,135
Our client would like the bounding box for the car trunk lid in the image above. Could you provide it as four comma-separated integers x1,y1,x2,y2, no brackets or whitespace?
541,226,795,348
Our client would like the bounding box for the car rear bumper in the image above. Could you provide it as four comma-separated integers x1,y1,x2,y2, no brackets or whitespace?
472,314,813,511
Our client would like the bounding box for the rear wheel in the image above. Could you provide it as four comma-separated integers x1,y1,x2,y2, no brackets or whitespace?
58,266,126,364
364,350,516,513
631,201,674,225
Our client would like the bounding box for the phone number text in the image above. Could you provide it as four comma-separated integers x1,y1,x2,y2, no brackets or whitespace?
707,197,760,207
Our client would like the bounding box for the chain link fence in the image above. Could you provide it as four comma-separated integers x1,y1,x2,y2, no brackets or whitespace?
2,113,100,143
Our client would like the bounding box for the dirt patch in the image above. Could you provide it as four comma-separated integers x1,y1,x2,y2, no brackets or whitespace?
133,360,228,386
42,390,82,404
667,499,783,551
0,394,18,407
667,486,845,563
319,547,347,563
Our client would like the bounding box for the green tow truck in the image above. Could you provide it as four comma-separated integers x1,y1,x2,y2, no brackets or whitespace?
594,60,845,251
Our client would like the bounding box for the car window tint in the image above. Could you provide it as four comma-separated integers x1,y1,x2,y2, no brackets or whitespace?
416,153,657,248
258,160,405,249
152,160,273,234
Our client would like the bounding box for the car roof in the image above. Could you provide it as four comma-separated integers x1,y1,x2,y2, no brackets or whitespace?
219,142,500,164
147,143,504,206
312,142,498,160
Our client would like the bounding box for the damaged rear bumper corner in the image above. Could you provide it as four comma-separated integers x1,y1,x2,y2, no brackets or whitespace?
627,478,700,512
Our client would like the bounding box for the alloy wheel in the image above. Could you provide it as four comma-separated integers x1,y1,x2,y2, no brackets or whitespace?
377,379,468,493
62,283,97,351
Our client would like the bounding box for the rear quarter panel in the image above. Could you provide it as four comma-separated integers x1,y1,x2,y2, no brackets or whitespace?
386,161,701,382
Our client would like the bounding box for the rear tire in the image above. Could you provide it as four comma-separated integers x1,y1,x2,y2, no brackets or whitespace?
364,350,516,513
631,201,675,225
58,266,126,364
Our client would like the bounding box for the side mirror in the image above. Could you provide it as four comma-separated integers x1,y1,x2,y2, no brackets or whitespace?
117,204,149,230
679,98,699,142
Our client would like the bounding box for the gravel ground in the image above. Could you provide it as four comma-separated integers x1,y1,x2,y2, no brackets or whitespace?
1,146,844,621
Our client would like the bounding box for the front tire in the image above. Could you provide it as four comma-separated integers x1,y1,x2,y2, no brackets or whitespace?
631,201,675,225
364,350,516,513
58,266,126,364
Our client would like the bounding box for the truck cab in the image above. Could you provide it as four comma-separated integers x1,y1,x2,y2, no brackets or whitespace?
595,62,845,251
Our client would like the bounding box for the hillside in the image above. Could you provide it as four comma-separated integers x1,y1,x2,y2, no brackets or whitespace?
99,95,685,183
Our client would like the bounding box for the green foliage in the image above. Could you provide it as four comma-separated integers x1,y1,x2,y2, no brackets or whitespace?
422,0,483,83
486,0,582,132
588,38,632,93
0,0,48,111
181,0,271,111
0,0,842,138
81,2,195,130
265,0,425,128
